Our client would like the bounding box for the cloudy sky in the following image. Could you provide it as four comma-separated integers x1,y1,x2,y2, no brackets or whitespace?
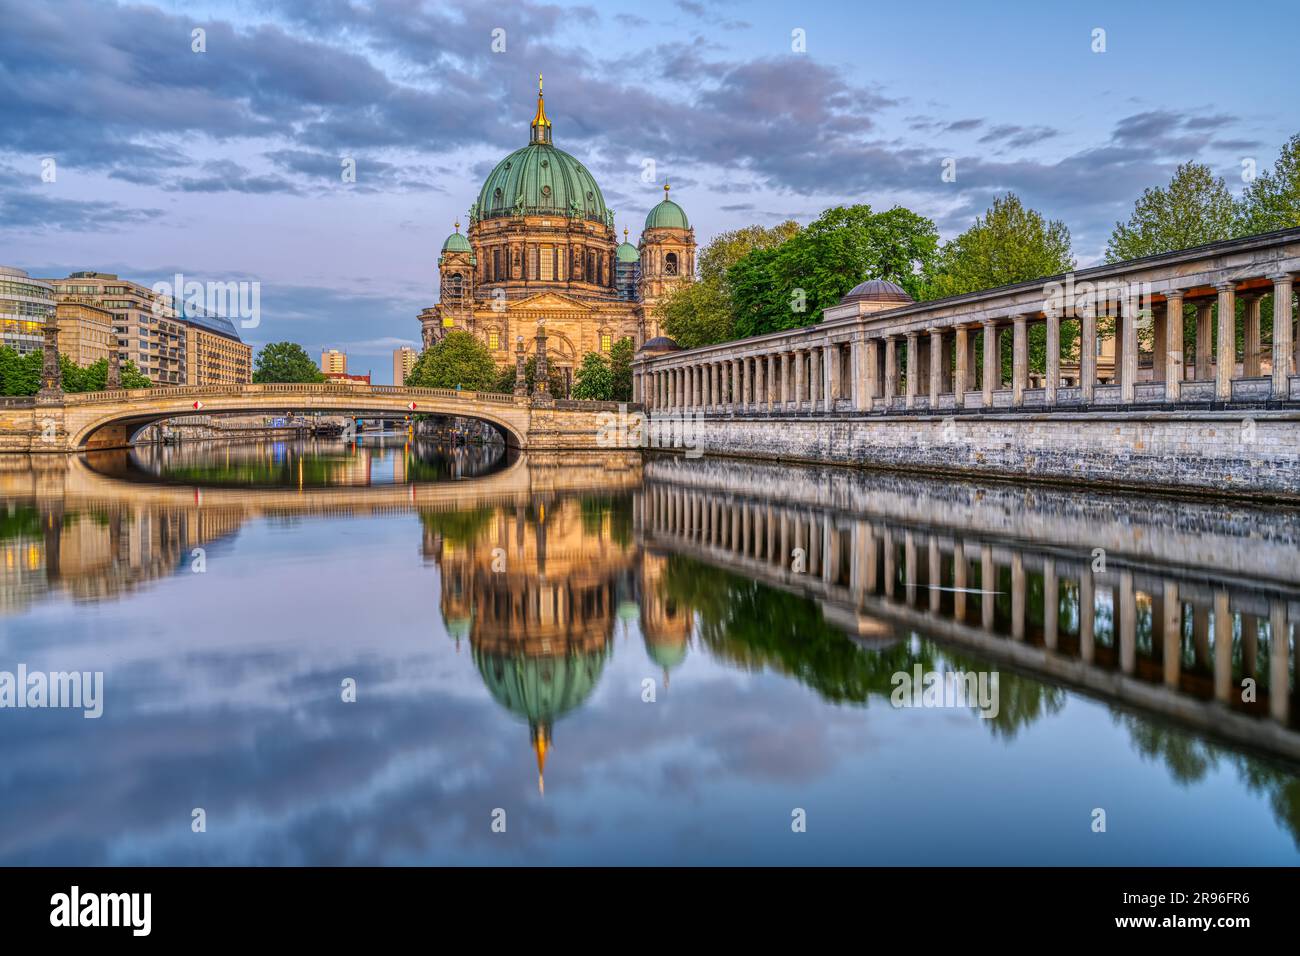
1,0,1294,382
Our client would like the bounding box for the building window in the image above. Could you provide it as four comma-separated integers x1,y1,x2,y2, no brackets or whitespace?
528,245,538,279
489,330,500,350
665,252,679,276
601,333,612,352
539,246,554,281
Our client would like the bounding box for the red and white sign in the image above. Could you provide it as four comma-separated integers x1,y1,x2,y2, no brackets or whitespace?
407,401,418,411
192,401,204,410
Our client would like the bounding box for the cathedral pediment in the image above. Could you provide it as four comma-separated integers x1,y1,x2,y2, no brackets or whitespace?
506,291,603,312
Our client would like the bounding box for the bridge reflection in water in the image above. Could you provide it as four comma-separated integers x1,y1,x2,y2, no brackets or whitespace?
0,442,1298,860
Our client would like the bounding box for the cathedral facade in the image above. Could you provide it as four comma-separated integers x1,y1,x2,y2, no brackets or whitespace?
418,77,695,395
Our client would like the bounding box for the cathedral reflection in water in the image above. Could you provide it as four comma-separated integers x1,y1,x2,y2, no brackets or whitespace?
2,443,1298,843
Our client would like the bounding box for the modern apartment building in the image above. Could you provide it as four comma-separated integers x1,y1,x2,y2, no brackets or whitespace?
393,346,417,386
0,266,55,355
48,272,187,384
321,349,347,375
175,303,253,386
54,301,115,366
46,271,252,385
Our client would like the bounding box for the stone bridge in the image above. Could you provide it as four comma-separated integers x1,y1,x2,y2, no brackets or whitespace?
0,382,629,453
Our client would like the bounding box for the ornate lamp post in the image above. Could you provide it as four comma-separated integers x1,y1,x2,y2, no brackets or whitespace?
36,318,63,405
532,323,551,402
107,347,121,389
514,335,528,397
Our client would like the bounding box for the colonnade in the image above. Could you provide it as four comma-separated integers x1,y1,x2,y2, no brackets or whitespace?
637,273,1298,413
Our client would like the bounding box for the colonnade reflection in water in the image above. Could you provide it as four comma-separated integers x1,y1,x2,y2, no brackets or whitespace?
1,442,1299,847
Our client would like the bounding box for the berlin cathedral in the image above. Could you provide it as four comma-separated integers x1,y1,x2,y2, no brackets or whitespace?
418,76,696,395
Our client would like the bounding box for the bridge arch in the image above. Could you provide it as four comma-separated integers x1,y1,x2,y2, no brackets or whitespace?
64,386,531,451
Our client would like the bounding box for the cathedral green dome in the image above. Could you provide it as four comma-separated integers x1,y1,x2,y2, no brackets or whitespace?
442,228,471,253
472,81,610,227
645,185,689,231
617,241,639,263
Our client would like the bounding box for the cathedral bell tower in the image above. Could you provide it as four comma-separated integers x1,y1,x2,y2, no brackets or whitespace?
636,184,695,339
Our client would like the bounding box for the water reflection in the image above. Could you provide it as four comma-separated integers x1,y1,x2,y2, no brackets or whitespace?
0,444,1297,863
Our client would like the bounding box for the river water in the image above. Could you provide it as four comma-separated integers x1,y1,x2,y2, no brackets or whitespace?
0,435,1296,864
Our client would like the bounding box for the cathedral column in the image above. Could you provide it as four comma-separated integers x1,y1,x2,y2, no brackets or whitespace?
863,338,878,411
809,347,821,408
794,350,805,408
767,353,778,409
954,326,969,408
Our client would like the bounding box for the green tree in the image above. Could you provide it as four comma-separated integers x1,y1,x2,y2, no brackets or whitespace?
408,330,498,390
1237,132,1300,236
61,356,150,391
0,347,41,395
923,194,1076,379
1105,162,1237,262
608,336,634,401
661,221,801,348
730,204,938,338
253,342,326,383
924,193,1075,297
571,351,614,400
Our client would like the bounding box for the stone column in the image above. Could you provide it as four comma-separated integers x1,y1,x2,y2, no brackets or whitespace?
1165,290,1184,401
809,347,821,408
767,354,777,409
864,339,878,411
1195,300,1213,380
981,320,996,407
107,347,121,389
1120,298,1138,403
852,338,867,411
1012,314,1028,406
793,350,805,408
1152,303,1167,384
1044,311,1060,405
1272,275,1294,397
514,337,528,397
884,337,898,407
905,331,918,408
980,546,994,630
1080,309,1096,402
754,356,766,411
953,543,967,621
929,328,943,406
825,343,837,411
928,538,942,613
1243,294,1263,377
732,359,742,408
1216,281,1236,400
954,326,969,408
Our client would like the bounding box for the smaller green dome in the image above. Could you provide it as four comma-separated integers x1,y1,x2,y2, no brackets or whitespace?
617,242,639,263
442,228,471,253
645,185,689,231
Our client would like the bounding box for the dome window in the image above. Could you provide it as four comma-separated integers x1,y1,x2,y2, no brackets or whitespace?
541,185,551,197
493,188,502,201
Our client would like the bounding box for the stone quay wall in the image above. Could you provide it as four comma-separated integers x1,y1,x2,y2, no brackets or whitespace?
660,408,1300,500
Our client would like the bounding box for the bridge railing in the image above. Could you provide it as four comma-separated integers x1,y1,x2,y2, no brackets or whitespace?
59,383,521,405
